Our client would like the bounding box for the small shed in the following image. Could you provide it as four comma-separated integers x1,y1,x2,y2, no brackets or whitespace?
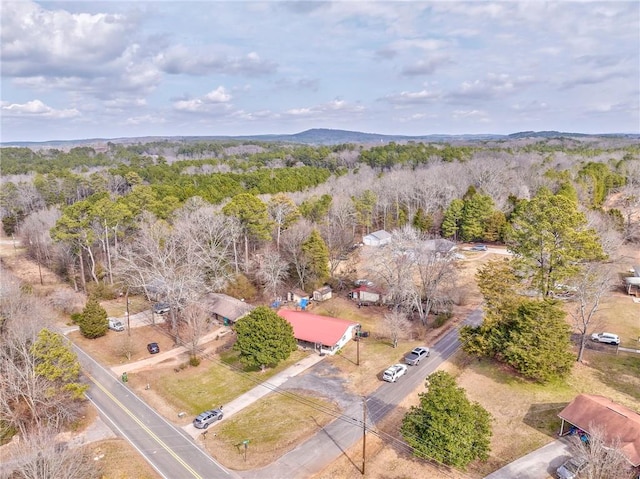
313,285,333,302
624,265,640,296
278,309,359,355
287,289,311,310
558,394,640,467
363,230,392,247
288,288,310,303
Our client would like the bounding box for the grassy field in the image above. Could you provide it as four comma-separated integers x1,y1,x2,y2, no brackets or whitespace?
203,392,336,470
130,348,312,417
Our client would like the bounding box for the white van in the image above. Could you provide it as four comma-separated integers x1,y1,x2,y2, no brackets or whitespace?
590,332,620,345
108,318,125,332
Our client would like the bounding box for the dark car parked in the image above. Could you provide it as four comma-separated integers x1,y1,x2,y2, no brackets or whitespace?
147,342,160,354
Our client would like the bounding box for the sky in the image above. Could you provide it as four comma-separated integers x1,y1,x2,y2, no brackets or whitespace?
1,1,639,142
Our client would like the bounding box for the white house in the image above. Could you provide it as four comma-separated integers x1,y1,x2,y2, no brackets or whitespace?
363,230,392,247
277,309,359,355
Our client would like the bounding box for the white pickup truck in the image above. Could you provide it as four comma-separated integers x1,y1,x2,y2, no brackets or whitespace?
108,318,125,332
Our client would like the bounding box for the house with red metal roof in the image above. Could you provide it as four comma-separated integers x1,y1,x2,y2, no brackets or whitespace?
558,394,640,467
277,309,359,355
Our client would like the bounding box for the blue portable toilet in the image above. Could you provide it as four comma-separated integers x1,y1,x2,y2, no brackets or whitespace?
299,298,308,310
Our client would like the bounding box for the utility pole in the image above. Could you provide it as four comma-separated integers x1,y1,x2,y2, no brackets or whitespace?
125,288,131,336
361,396,367,475
356,325,361,366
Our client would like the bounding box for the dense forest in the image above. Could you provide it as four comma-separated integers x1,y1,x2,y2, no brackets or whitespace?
1,136,639,305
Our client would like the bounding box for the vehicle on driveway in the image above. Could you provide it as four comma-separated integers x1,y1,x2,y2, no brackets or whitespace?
404,346,430,365
153,302,171,314
108,318,125,331
147,342,160,354
590,332,620,345
556,457,587,479
470,244,488,251
193,408,224,429
382,363,408,382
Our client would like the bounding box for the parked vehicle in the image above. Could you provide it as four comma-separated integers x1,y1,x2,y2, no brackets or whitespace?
404,346,430,365
153,302,170,314
590,332,620,345
556,457,587,479
108,318,125,332
470,244,488,251
193,408,224,429
147,342,160,354
382,363,408,382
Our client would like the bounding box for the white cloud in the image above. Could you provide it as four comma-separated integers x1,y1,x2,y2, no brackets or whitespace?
1,1,135,78
173,87,233,113
155,45,277,76
125,114,166,126
448,74,536,101
284,99,365,118
1,100,80,119
381,88,441,106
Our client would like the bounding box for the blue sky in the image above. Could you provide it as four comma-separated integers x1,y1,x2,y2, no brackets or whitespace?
1,1,639,142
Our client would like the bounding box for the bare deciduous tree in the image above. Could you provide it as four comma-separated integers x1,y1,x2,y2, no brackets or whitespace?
281,219,313,290
366,226,420,313
173,203,239,291
320,199,357,277
382,307,413,348
116,334,136,361
0,272,85,437
413,239,458,325
568,424,636,479
255,248,289,300
181,303,210,362
4,428,101,479
566,262,616,362
116,213,205,342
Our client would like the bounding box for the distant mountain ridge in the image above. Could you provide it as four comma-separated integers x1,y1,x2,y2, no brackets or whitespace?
2,128,638,148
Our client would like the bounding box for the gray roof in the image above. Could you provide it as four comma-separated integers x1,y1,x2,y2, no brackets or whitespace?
202,293,254,322
370,230,392,240
423,238,457,253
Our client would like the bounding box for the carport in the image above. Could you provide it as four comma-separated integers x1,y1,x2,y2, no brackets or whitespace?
558,394,640,467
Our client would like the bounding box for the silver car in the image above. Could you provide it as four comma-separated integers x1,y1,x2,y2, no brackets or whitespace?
193,408,224,429
556,457,587,479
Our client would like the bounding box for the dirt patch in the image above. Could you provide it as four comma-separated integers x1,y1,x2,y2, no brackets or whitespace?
91,438,161,479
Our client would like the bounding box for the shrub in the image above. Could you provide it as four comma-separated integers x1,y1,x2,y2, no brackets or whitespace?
434,311,453,328
77,296,108,339
86,282,119,300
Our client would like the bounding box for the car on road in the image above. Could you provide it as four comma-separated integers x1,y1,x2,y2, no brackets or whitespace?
556,457,587,479
193,408,224,429
153,302,171,314
147,342,160,354
382,363,408,382
108,318,125,332
590,332,620,345
404,346,430,365
470,244,488,251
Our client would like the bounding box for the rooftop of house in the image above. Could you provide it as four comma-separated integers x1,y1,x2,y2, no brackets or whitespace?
201,292,254,322
558,394,640,466
277,309,359,347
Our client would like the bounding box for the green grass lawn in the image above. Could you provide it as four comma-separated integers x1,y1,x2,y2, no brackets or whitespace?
152,349,311,414
205,392,336,470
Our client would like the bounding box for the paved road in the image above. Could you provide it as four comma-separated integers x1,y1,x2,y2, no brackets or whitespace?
74,345,239,479
240,308,484,479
